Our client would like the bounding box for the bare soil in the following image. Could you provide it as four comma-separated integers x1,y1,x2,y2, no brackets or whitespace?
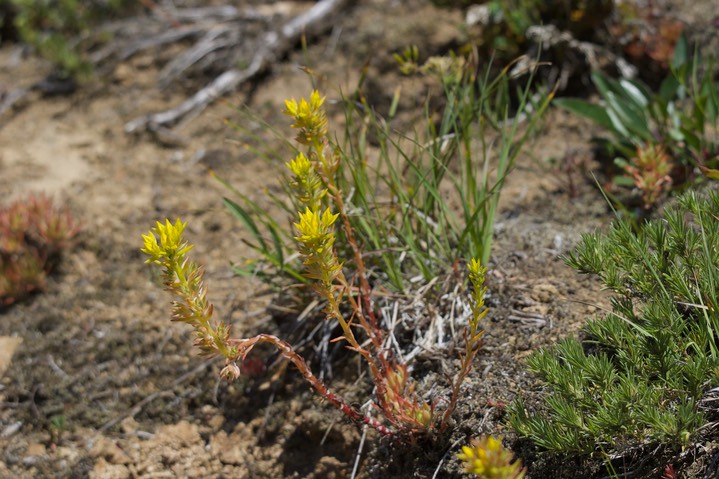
1,1,718,478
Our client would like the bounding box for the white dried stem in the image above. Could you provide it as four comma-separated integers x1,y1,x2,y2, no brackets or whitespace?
125,0,349,133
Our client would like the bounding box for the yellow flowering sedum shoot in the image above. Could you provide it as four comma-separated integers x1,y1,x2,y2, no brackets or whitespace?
283,91,438,435
287,152,327,211
458,436,526,479
143,90,490,440
467,258,488,345
141,218,193,264
142,218,396,435
142,219,237,372
440,258,487,430
294,207,342,286
284,90,328,145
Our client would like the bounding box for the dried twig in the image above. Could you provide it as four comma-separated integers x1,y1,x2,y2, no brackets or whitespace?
0,87,29,118
125,0,349,133
507,309,548,327
116,26,207,62
350,423,369,479
94,358,213,438
158,24,238,88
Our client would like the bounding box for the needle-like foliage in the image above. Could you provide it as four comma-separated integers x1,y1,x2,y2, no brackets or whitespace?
509,189,719,456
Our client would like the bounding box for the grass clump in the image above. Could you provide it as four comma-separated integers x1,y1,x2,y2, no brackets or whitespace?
224,52,552,291
509,188,719,458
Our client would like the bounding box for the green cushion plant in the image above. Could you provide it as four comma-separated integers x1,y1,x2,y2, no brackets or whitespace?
509,188,719,458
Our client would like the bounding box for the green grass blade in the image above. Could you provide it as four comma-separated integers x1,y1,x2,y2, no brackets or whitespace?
223,197,268,253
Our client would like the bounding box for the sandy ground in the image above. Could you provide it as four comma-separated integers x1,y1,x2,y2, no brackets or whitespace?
1,1,718,478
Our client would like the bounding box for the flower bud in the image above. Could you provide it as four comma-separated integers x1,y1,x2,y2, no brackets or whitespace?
220,362,241,382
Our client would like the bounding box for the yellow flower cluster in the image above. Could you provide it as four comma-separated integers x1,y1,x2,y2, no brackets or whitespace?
294,208,341,286
287,152,327,211
294,208,338,245
467,258,488,344
458,436,525,479
141,219,193,264
284,90,328,145
141,218,236,362
283,91,343,291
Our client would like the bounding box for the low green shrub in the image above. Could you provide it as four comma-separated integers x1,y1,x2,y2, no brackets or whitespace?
9,0,134,78
222,52,552,291
509,188,719,458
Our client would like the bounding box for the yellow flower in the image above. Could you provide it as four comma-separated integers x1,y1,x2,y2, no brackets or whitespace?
283,90,328,145
284,90,325,120
458,436,525,479
467,258,487,339
141,219,193,264
294,208,338,246
287,152,314,178
287,152,327,211
468,258,486,291
293,207,341,285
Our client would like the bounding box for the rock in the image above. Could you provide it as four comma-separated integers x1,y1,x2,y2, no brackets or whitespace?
531,283,559,303
306,456,347,479
0,337,22,377
89,458,130,479
90,437,131,465
25,442,45,457
1,421,22,438
466,4,491,27
210,430,246,466
207,414,224,432
161,421,200,448
55,445,80,463
120,417,139,434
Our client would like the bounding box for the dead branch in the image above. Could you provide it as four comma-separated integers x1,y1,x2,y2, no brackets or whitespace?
170,5,258,23
125,0,349,133
158,24,238,88
116,25,206,62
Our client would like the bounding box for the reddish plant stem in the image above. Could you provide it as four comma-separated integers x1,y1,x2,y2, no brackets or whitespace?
439,331,483,431
312,140,382,339
308,140,406,427
307,286,397,429
335,192,381,334
318,172,385,353
229,334,395,437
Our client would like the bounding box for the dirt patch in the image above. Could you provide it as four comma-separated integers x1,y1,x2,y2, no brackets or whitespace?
1,1,718,478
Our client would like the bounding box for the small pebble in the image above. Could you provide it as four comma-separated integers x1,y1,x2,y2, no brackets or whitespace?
1,421,22,438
